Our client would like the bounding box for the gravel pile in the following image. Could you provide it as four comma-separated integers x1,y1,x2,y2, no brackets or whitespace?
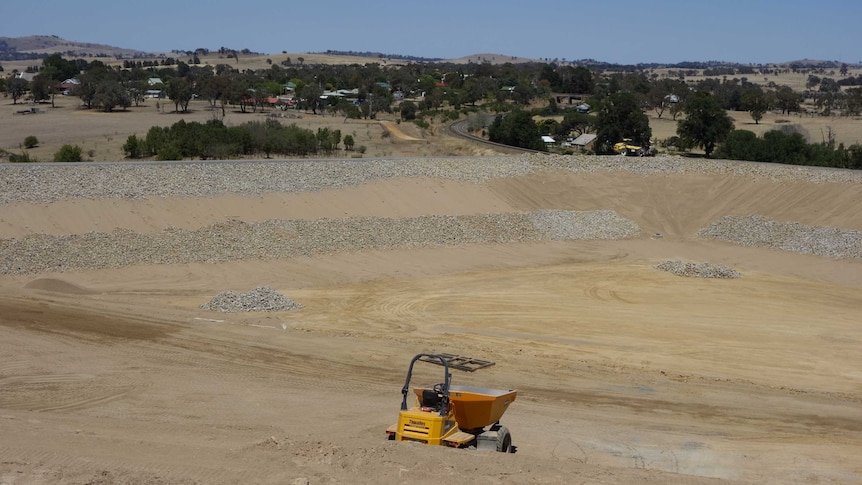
1,156,858,275
700,215,862,259
528,209,641,240
0,211,640,275
200,287,303,313
2,155,860,204
656,261,742,279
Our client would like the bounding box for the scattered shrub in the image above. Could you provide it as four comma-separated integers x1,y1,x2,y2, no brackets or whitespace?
23,135,38,148
400,101,417,121
123,134,144,159
9,151,37,163
54,144,83,163
156,144,182,161
715,129,862,168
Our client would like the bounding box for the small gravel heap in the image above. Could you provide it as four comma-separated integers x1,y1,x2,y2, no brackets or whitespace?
656,261,742,279
200,287,303,313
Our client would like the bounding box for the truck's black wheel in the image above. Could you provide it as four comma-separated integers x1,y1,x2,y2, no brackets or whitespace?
496,425,512,453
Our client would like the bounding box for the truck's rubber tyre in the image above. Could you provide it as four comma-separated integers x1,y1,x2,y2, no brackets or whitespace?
496,425,512,453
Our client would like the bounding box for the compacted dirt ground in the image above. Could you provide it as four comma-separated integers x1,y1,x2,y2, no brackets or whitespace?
1,163,861,484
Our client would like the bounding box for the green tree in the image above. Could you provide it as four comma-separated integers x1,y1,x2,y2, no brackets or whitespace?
647,79,672,118
343,134,355,151
93,80,130,112
369,83,393,118
166,77,193,112
76,61,116,109
54,144,83,162
511,83,535,106
300,83,322,114
488,109,545,151
30,73,55,104
815,91,838,116
461,76,481,106
677,91,734,158
774,86,800,114
23,136,39,149
595,92,651,154
419,87,444,111
399,100,417,121
845,87,862,117
6,77,28,104
42,54,80,81
123,134,144,158
126,79,148,107
761,130,808,164
558,111,596,137
199,74,231,115
741,88,770,124
559,66,594,94
714,130,761,161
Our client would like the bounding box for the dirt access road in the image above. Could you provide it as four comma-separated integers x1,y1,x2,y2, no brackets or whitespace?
0,164,861,484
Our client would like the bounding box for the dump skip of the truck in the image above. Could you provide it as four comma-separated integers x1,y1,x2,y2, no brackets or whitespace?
389,353,517,451
415,385,516,431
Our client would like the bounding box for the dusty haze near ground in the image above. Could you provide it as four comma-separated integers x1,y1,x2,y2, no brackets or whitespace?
1,159,861,484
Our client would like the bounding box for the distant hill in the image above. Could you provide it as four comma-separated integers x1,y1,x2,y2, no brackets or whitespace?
778,59,860,69
8,35,849,68
0,35,152,61
0,35,546,65
448,53,540,65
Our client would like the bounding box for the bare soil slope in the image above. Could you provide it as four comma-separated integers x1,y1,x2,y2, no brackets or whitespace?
1,163,861,484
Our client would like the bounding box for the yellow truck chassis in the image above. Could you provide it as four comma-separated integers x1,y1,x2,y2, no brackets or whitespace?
386,353,516,452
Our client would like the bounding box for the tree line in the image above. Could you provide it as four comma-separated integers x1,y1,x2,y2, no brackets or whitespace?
4,53,862,169
123,119,352,160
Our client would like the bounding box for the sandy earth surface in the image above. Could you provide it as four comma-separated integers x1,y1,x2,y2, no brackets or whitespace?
1,163,861,484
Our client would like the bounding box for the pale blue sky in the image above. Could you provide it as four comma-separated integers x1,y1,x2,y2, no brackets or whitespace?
1,0,859,64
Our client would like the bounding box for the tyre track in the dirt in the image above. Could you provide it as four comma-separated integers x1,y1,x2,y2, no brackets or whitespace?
164,331,386,386
0,323,149,414
0,444,233,484
0,373,134,413
300,285,420,334
0,297,395,415
585,284,634,303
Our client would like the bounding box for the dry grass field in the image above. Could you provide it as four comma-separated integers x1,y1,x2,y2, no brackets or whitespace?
4,89,862,162
0,94,495,162
648,109,862,147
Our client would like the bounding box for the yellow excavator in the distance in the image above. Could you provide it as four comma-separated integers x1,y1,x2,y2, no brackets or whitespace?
614,138,656,157
386,353,517,452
